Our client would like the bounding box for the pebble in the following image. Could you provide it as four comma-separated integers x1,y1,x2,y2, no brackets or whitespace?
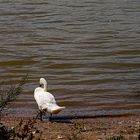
118,121,122,125
57,135,64,139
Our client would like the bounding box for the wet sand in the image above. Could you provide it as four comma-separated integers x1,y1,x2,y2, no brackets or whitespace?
1,114,140,140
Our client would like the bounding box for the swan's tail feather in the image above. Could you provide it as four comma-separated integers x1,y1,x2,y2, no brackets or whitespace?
52,106,65,114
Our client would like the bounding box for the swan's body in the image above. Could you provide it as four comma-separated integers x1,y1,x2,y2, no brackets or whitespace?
34,78,65,121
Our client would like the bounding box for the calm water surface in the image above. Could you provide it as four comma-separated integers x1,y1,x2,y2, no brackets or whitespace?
0,0,140,117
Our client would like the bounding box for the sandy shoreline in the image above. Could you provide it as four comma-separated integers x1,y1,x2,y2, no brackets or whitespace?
1,114,140,140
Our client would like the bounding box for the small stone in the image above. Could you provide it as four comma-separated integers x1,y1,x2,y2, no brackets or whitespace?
57,135,64,139
11,127,14,129
118,121,122,125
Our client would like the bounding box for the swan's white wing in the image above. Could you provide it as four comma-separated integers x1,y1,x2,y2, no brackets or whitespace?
45,91,56,104
34,87,56,110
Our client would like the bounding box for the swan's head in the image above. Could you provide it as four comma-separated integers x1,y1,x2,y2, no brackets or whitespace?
39,78,47,88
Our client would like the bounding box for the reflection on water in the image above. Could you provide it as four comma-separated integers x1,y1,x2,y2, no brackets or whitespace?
0,0,140,117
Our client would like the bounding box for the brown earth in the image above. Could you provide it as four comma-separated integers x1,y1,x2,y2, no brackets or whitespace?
1,114,140,140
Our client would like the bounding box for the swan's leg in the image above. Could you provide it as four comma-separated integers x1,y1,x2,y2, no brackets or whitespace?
40,110,43,121
49,113,52,121
35,110,40,119
35,110,43,121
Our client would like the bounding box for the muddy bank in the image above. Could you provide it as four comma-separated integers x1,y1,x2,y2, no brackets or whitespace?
1,114,140,140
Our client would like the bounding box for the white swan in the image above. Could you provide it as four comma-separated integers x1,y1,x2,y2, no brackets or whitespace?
34,78,65,121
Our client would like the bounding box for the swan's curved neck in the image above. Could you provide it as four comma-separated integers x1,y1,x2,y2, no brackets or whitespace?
43,81,47,91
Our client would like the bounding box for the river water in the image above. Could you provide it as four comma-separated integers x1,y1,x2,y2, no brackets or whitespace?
0,0,140,117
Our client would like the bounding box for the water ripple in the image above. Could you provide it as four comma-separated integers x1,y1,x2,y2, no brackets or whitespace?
0,0,140,117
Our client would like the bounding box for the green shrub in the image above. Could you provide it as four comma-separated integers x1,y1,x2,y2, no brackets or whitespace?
0,74,28,114
67,123,84,140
